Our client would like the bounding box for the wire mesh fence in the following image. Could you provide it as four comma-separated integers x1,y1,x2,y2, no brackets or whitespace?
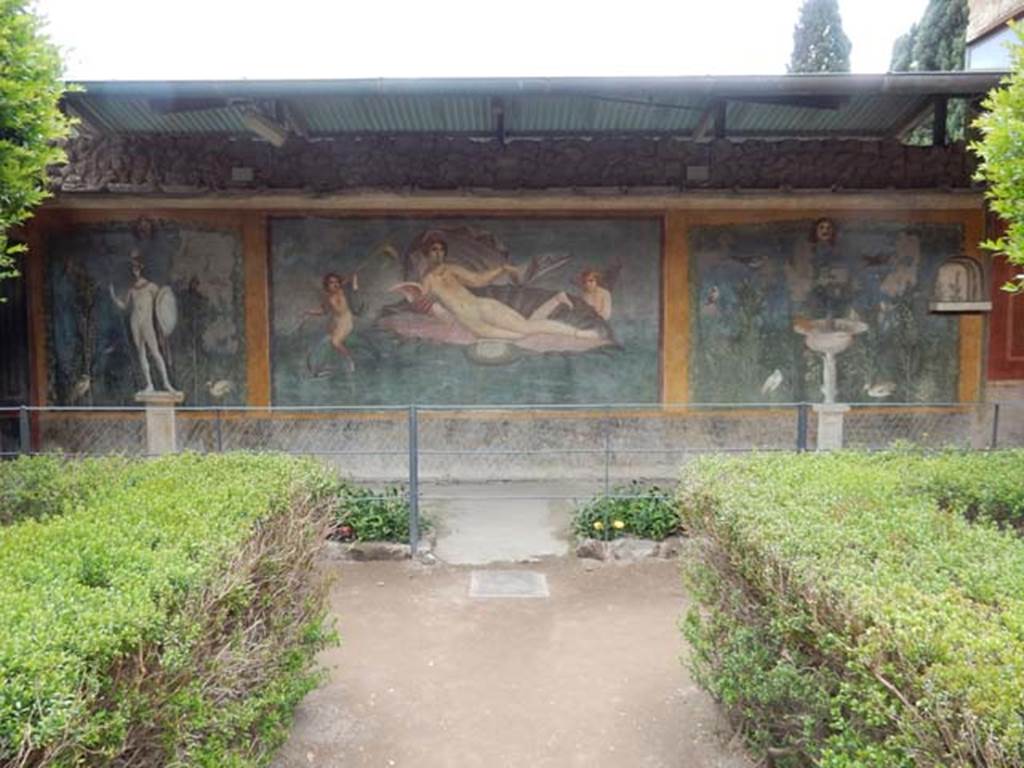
4,401,1024,551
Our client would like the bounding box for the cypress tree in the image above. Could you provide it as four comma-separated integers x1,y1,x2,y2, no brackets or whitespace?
889,0,968,141
788,0,853,73
889,0,968,72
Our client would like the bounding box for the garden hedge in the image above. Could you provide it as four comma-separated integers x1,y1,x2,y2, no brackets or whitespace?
0,455,133,526
0,452,340,767
679,451,1024,767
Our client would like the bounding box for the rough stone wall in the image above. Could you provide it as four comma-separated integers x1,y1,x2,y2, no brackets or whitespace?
55,134,976,195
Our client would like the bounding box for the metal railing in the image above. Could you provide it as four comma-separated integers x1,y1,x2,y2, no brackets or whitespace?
3,401,1022,553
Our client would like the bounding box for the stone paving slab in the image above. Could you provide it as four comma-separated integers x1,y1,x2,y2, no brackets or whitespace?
469,570,550,598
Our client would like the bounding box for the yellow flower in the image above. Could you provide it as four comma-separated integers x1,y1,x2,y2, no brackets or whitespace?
612,520,625,530
593,521,604,531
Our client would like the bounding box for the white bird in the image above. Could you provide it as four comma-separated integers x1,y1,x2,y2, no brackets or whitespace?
205,379,234,399
865,381,896,399
71,375,91,401
760,369,784,395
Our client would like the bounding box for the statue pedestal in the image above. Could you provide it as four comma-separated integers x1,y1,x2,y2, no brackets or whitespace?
135,390,185,456
813,403,849,451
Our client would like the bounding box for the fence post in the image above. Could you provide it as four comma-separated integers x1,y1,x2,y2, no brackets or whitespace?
796,403,809,453
214,409,223,453
991,402,1001,450
603,405,611,499
408,404,420,556
18,406,30,455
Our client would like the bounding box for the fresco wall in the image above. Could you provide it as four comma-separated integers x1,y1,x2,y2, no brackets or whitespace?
269,217,662,405
46,219,246,406
689,219,961,404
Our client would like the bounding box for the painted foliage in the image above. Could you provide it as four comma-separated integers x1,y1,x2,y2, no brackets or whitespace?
270,217,660,405
46,220,245,406
689,219,961,403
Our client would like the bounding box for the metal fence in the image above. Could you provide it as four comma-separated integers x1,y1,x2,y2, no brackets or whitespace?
3,401,1023,552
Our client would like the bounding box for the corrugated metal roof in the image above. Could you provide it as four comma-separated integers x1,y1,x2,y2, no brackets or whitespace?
724,94,932,137
63,73,1006,140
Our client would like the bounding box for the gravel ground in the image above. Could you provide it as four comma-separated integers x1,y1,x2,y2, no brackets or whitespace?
271,557,752,768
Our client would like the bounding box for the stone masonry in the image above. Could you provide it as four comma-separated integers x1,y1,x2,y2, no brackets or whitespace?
55,134,975,195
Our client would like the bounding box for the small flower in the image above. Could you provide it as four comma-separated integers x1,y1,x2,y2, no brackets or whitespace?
593,521,604,531
612,520,625,530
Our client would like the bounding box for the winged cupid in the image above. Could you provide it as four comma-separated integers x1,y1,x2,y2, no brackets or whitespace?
109,250,180,394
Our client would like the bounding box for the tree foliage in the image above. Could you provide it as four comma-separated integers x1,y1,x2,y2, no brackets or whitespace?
0,0,72,283
890,0,968,142
787,0,852,74
972,25,1024,288
890,0,968,72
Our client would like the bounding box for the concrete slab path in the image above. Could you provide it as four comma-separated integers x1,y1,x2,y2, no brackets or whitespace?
423,481,596,565
271,558,751,768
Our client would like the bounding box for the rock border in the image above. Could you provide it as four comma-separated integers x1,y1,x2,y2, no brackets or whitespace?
323,537,436,563
575,535,684,561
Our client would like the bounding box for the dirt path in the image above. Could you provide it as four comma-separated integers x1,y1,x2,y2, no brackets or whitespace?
272,558,751,768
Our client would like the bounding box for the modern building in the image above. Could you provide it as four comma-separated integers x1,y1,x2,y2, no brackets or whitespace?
967,0,1022,69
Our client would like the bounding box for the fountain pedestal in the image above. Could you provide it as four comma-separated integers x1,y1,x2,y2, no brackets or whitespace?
135,390,185,455
813,403,849,451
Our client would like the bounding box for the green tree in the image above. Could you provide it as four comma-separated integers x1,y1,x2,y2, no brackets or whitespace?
788,0,852,73
889,0,968,72
972,25,1024,288
0,0,72,284
890,0,968,141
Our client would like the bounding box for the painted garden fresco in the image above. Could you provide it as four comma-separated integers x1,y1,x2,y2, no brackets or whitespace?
270,217,661,405
689,219,961,403
46,219,246,406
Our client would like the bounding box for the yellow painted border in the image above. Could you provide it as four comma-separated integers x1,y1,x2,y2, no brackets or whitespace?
675,208,986,405
663,212,689,403
25,199,987,409
242,213,271,406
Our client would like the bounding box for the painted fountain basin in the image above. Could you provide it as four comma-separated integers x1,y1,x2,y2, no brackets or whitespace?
794,318,869,355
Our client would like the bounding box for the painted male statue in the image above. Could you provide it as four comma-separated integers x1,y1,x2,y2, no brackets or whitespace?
109,251,180,394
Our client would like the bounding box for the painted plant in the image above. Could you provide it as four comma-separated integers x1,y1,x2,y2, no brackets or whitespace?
690,219,960,403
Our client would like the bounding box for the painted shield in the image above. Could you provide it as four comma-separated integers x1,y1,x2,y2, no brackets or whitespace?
155,285,178,337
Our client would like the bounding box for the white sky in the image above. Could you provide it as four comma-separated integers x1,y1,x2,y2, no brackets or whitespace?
35,0,930,81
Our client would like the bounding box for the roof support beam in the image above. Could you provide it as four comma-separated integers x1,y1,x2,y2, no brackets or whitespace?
713,100,727,139
281,100,310,139
932,96,948,146
241,107,290,147
889,98,935,140
492,97,506,144
691,101,720,141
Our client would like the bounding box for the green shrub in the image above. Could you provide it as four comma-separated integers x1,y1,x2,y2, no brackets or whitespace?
0,454,132,525
912,449,1024,528
331,483,429,542
571,481,680,540
680,451,1024,767
0,452,338,767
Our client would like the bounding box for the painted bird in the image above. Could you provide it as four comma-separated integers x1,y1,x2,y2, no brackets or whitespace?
864,381,896,399
760,369,784,395
205,379,234,399
71,375,91,401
